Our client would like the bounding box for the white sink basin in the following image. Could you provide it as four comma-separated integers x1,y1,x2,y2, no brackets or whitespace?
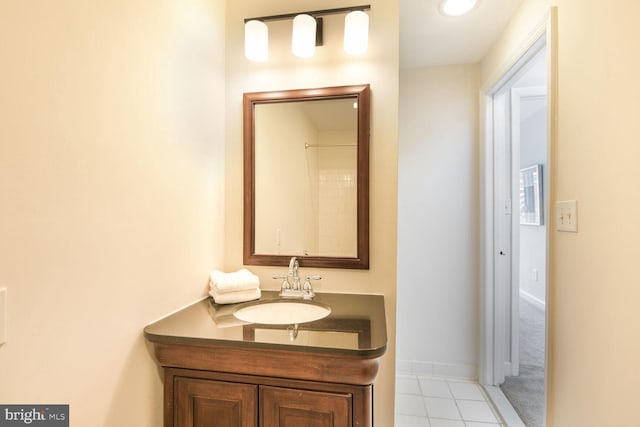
233,299,331,325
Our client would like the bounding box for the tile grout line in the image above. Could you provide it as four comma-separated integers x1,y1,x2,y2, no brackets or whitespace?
447,380,472,414
446,378,466,424
396,374,507,426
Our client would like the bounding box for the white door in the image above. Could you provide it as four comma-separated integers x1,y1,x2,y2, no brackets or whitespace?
493,88,516,384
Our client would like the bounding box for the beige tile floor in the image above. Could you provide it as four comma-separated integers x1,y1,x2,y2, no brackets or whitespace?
395,374,505,427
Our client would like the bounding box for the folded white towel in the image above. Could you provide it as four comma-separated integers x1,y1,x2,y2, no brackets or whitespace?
209,287,261,305
209,269,260,294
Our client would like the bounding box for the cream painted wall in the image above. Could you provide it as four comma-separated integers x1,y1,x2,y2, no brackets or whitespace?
397,64,480,377
546,1,640,425
0,1,226,425
224,1,399,425
482,0,640,425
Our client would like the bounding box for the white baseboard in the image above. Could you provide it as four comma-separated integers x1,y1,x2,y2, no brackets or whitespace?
396,359,477,380
519,289,546,311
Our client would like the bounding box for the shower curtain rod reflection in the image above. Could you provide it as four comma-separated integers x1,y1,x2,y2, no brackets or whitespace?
304,143,357,149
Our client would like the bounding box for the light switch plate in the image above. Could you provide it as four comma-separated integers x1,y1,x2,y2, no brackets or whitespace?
556,200,578,232
0,288,6,345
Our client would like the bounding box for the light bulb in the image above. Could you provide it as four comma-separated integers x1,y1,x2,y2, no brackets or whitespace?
344,11,369,55
245,20,268,62
292,14,316,58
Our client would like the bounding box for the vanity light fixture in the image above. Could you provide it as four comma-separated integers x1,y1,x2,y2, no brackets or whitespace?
244,5,371,62
439,0,478,17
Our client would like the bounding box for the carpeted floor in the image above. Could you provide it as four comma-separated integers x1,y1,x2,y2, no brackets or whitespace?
500,297,545,427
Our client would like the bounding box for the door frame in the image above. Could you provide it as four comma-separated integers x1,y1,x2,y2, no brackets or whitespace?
479,7,557,387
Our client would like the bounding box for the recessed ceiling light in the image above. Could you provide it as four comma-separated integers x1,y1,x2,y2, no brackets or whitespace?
439,0,479,17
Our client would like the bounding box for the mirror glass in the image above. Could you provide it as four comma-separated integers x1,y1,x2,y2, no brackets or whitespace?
254,99,357,257
243,85,370,269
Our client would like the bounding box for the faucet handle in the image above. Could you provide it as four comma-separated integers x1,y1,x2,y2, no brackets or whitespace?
303,275,322,291
273,273,290,290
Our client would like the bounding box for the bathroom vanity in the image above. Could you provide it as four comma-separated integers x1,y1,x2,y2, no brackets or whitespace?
144,291,387,427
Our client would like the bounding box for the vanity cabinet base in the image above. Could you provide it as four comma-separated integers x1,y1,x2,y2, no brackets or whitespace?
165,368,372,427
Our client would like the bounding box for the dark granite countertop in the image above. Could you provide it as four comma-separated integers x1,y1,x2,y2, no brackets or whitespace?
144,291,387,358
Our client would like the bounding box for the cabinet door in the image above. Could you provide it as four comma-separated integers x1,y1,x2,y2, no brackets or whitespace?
260,386,352,427
175,377,257,427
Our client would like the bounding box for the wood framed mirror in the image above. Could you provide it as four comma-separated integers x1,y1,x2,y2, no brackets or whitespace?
243,84,370,269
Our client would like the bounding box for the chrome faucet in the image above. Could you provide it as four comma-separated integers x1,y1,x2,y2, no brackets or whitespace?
274,256,321,299
288,256,301,290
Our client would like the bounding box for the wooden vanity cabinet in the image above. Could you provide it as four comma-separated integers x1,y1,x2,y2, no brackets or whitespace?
167,368,371,427
144,294,387,427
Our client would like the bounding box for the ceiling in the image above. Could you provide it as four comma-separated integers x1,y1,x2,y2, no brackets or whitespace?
400,0,525,69
302,98,356,132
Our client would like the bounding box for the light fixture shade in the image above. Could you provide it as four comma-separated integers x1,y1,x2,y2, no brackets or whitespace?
291,14,316,58
344,11,369,55
245,20,268,62
439,0,478,17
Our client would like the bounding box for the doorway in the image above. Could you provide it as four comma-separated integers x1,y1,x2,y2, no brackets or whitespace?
480,24,555,427
500,52,548,427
